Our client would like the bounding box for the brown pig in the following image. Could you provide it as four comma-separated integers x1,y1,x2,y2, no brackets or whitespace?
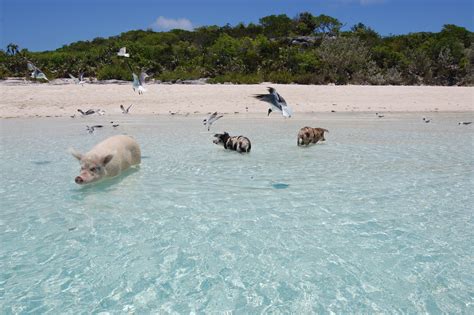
297,127,329,146
70,135,141,185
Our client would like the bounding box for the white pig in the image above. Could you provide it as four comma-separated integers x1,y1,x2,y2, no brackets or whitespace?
70,135,141,185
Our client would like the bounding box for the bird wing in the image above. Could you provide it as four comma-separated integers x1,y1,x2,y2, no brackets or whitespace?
85,109,95,115
79,72,84,81
275,92,287,105
27,62,36,71
120,104,125,112
139,72,147,85
210,114,223,123
254,94,273,104
132,73,139,87
126,104,133,112
77,109,85,115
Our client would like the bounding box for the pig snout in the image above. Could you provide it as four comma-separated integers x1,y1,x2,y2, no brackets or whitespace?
75,176,84,184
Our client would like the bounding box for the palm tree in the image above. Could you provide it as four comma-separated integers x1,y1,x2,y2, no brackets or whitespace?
6,43,19,56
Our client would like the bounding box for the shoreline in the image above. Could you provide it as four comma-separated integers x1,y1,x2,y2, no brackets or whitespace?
1,81,472,118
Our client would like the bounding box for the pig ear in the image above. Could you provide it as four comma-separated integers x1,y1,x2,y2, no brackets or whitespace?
68,148,83,160
101,154,114,166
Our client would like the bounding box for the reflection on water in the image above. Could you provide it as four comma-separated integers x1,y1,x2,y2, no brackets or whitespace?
1,113,473,313
69,167,141,200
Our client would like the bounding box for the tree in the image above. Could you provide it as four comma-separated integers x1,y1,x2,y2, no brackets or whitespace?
351,23,380,46
259,14,293,38
314,14,342,37
317,37,370,84
6,43,19,56
440,24,472,48
294,12,316,36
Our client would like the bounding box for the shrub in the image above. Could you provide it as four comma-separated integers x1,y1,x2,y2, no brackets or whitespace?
264,71,295,84
96,64,130,80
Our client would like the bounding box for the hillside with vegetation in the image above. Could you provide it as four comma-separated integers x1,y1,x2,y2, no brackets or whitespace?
1,12,473,85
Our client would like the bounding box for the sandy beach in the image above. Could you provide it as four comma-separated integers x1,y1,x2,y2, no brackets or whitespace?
0,80,472,118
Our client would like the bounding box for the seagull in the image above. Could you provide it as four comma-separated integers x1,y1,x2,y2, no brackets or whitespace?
77,109,95,116
27,62,48,81
69,72,85,85
203,112,223,131
132,72,147,94
376,112,384,118
120,104,133,114
86,125,103,134
117,47,130,58
458,121,472,125
254,87,292,117
423,117,431,123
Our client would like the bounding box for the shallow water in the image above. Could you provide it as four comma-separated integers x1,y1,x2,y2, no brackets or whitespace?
1,113,473,313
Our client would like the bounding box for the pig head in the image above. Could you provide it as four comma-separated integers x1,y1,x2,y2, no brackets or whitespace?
70,150,115,184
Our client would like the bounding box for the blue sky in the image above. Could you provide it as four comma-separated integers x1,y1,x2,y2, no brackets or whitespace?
1,0,472,52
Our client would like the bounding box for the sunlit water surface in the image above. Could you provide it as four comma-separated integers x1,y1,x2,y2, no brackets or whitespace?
1,113,473,313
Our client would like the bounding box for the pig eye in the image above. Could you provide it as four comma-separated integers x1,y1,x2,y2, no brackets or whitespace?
90,167,98,172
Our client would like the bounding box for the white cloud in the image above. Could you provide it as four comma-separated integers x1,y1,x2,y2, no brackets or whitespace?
152,16,193,31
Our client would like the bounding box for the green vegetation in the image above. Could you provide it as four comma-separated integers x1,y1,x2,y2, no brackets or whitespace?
1,13,473,85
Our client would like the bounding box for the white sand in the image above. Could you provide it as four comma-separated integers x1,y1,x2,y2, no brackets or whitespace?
0,81,472,118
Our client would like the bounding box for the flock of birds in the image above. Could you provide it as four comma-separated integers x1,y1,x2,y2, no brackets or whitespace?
26,47,472,133
72,84,296,134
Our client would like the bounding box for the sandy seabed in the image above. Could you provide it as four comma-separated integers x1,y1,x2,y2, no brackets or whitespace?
0,81,473,118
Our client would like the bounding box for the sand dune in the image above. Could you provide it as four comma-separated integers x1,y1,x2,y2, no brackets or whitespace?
0,81,472,118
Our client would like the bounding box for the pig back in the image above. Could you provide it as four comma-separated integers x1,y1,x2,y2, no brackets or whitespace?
90,135,141,172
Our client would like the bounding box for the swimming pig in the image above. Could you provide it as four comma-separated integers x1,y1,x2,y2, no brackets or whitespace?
70,135,141,184
213,132,251,153
297,127,329,146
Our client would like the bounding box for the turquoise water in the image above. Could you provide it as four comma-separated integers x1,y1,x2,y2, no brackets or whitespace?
1,113,473,313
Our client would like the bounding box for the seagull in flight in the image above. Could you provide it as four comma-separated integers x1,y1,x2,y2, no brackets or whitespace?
203,112,223,131
27,62,48,81
69,72,85,85
117,47,130,58
254,87,292,117
458,121,472,125
132,72,148,95
77,109,95,116
376,112,384,118
422,117,431,123
120,104,133,114
86,125,103,134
